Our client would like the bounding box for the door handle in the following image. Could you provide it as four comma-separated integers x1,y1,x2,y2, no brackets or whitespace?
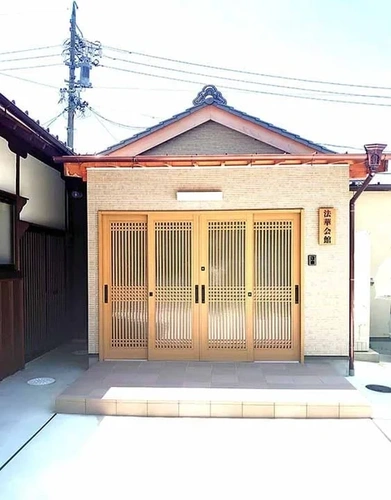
104,284,109,304
295,285,299,304
201,285,206,304
195,285,199,304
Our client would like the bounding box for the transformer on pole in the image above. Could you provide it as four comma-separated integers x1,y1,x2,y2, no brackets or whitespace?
61,1,101,150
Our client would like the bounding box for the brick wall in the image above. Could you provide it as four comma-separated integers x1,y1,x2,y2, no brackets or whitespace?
87,165,350,356
142,121,284,155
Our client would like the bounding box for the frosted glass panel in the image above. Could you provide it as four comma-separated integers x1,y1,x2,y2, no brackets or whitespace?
207,221,246,349
0,201,13,265
155,221,193,349
253,220,293,349
110,221,148,349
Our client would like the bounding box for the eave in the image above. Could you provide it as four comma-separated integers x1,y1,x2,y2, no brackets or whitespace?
0,93,72,168
53,153,389,181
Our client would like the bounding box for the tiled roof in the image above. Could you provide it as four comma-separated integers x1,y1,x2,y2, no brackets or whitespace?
101,85,334,155
0,93,72,155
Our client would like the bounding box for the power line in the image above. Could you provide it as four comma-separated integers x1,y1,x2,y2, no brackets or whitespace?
0,71,59,89
89,106,149,129
320,143,364,151
103,45,391,92
320,142,391,153
89,109,119,142
102,54,391,101
0,63,63,71
99,64,391,108
0,8,68,18
0,53,61,63
0,45,61,56
93,85,194,91
43,111,65,128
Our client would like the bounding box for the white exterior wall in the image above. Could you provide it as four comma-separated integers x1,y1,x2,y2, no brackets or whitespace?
20,155,65,229
354,231,371,350
0,136,16,194
87,164,350,357
356,191,391,338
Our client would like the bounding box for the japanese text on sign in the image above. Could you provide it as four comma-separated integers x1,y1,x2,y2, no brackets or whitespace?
319,208,336,245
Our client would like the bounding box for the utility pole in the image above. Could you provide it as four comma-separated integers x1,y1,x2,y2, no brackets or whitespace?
61,2,101,150
67,1,77,150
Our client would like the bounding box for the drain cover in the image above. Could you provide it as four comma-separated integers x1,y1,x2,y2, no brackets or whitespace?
27,377,56,386
365,384,391,393
72,349,88,356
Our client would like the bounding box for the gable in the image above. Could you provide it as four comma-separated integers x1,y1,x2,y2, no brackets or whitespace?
104,86,333,157
141,121,285,155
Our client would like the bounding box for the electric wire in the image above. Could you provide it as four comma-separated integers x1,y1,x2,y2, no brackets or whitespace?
103,45,391,92
0,45,62,56
88,107,148,129
90,110,119,141
102,54,391,100
0,63,63,71
0,53,61,63
0,71,59,89
43,110,65,128
99,64,391,107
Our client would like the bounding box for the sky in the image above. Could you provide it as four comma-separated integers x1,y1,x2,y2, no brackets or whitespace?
1,0,391,154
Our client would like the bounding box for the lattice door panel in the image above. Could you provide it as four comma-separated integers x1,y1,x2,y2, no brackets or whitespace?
102,216,148,359
208,221,246,349
253,214,300,360
148,216,198,359
200,215,252,361
100,211,301,362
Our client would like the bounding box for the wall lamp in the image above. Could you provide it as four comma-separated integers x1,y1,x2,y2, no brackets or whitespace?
176,191,223,201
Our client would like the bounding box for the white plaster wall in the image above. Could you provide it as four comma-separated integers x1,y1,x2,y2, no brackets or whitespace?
354,231,371,351
0,136,16,194
20,155,65,229
355,191,391,337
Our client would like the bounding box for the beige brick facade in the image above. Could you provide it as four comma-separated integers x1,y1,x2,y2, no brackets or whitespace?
87,165,350,357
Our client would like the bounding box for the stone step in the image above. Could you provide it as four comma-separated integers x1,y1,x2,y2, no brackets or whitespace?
55,387,372,419
355,349,380,363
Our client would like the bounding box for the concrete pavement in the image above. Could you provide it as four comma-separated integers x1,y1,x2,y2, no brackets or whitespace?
0,415,390,500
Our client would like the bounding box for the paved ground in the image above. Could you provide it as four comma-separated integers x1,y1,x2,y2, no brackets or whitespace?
0,415,390,500
0,343,92,469
349,354,391,418
1,346,391,500
57,356,353,394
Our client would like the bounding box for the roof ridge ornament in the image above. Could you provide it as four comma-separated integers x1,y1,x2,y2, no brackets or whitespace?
192,85,227,106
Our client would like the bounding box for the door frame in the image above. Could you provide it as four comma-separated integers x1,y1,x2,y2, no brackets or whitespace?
98,209,303,362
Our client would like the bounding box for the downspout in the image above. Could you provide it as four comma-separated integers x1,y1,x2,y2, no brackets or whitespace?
349,143,387,376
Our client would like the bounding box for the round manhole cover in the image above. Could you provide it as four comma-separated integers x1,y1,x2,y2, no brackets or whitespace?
365,384,391,393
27,377,56,386
72,349,88,356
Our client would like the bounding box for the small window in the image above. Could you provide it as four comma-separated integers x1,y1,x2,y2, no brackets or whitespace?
0,199,14,266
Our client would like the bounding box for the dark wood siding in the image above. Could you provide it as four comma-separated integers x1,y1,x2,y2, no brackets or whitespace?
66,189,88,341
0,278,24,380
21,228,67,362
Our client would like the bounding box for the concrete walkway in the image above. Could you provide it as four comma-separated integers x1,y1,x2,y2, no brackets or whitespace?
349,355,391,418
0,346,390,499
0,343,91,469
0,415,390,500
